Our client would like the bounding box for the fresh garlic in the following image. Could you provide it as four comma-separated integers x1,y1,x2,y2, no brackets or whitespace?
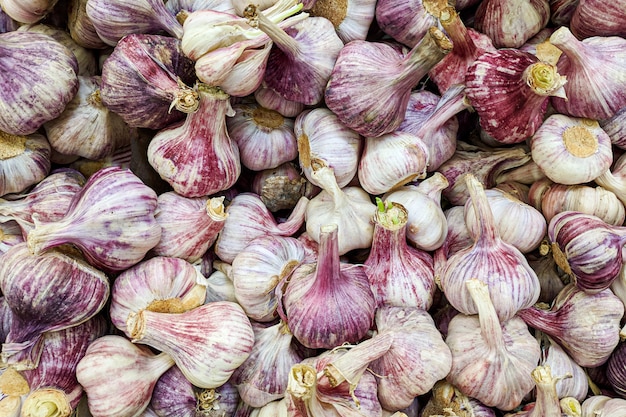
254,82,305,117
464,187,547,253
570,0,626,39
548,211,626,293
27,167,162,272
530,115,612,185
0,7,18,32
600,106,626,150
504,365,564,417
517,283,623,367
580,396,626,417
364,201,436,309
607,341,626,398
231,321,303,407
433,205,472,279
110,256,208,338
251,162,316,213
0,221,23,255
100,34,198,130
232,235,306,322
375,0,448,48
440,174,541,321
445,278,541,411
528,253,569,304
325,26,452,138
282,224,376,349
465,48,566,144
0,243,109,370
0,131,51,198
168,0,236,16
495,159,547,185
227,101,297,171
305,166,376,255
307,0,376,43
494,181,531,204
420,381,497,417
0,0,58,24
204,264,237,304
214,193,308,264
127,301,254,389
86,0,183,46
152,193,227,263
68,0,108,49
595,152,626,207
295,107,362,189
76,335,175,417
537,333,589,401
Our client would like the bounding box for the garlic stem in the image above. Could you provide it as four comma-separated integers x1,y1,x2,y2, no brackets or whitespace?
417,172,449,201
246,1,304,58
21,388,72,417
375,198,406,230
523,61,567,98
287,364,317,401
464,174,498,245
316,224,341,281
528,365,562,417
398,27,453,89
549,26,588,69
439,6,477,58
310,166,347,209
417,84,471,138
465,278,505,350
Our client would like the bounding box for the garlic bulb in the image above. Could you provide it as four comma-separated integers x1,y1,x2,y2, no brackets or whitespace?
152,193,227,263
595,152,626,207
464,187,547,253
227,102,297,171
68,0,108,49
503,365,563,417
581,396,626,417
0,8,18,32
420,381,496,417
600,106,626,150
0,243,109,370
325,26,452,138
364,201,436,309
307,0,376,43
538,333,589,401
517,283,624,367
27,167,162,272
232,235,306,322
0,31,79,136
76,335,175,417
0,131,51,198
295,107,362,189
0,0,58,23
251,162,316,212
434,205,472,278
375,0,448,48
109,256,208,338
440,174,541,321
570,0,626,39
496,159,547,185
254,82,305,117
214,193,308,264
465,48,566,144
607,341,626,398
445,279,541,411
0,221,23,255
305,166,376,255
282,223,376,349
127,301,254,389
383,173,448,251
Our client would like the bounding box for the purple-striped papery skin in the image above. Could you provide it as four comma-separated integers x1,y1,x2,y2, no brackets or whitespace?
150,365,197,417
0,9,18,33
100,34,196,130
607,340,626,397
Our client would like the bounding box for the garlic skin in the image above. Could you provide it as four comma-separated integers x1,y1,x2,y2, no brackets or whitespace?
254,83,305,117
581,396,626,417
0,243,110,370
232,235,306,322
251,162,316,213
375,0,448,48
538,333,589,401
295,107,362,189
68,0,108,49
528,253,568,304
0,132,51,198
76,335,175,417
550,26,626,120
27,167,162,272
0,0,58,23
0,31,79,136
227,102,298,171
570,0,626,39
503,365,563,417
595,152,626,207
152,193,227,263
308,0,376,43
465,49,566,144
110,256,208,338
600,106,626,150
127,301,254,389
446,279,541,411
0,221,23,255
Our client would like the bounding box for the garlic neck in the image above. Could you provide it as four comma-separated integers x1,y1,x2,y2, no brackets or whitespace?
316,224,341,280
466,278,505,351
439,6,477,58
465,174,498,244
417,84,469,138
399,27,453,90
247,2,303,58
523,61,567,98
417,173,449,202
528,365,562,417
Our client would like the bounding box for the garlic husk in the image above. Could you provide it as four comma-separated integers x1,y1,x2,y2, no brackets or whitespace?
304,166,376,255
528,253,569,304
495,159,547,185
364,201,436,309
231,321,303,407
76,335,175,417
254,82,305,117
569,0,626,39
581,396,626,417
0,0,58,24
420,381,497,417
295,107,362,189
86,0,183,46
152,193,227,263
383,173,448,251
325,26,452,138
308,0,376,43
464,187,547,253
531,115,612,185
433,205,472,278
370,306,452,410
606,340,626,398
438,143,531,205
445,278,541,411
375,0,449,48
465,48,566,144
21,315,108,410
550,26,626,120
504,365,563,417
0,243,109,370
282,223,376,349
100,34,198,130
494,181,531,204
127,301,254,389
110,256,208,337
0,168,85,237
440,174,541,321
251,162,316,213
538,333,589,401
68,0,108,49
548,211,626,293
428,7,496,94
69,143,132,180
232,235,306,322
214,193,308,264
517,283,624,367
358,131,429,195
0,221,23,256
0,32,79,136
474,0,550,48
0,131,51,198
600,106,626,150
27,167,161,272
147,85,241,198
227,102,297,171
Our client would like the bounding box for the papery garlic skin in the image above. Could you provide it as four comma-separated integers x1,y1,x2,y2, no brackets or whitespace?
531,115,612,185
251,162,316,212
0,0,59,23
67,0,108,49
0,132,51,197
538,334,589,401
254,82,305,117
0,221,24,255
581,396,626,417
374,0,447,48
308,0,376,43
